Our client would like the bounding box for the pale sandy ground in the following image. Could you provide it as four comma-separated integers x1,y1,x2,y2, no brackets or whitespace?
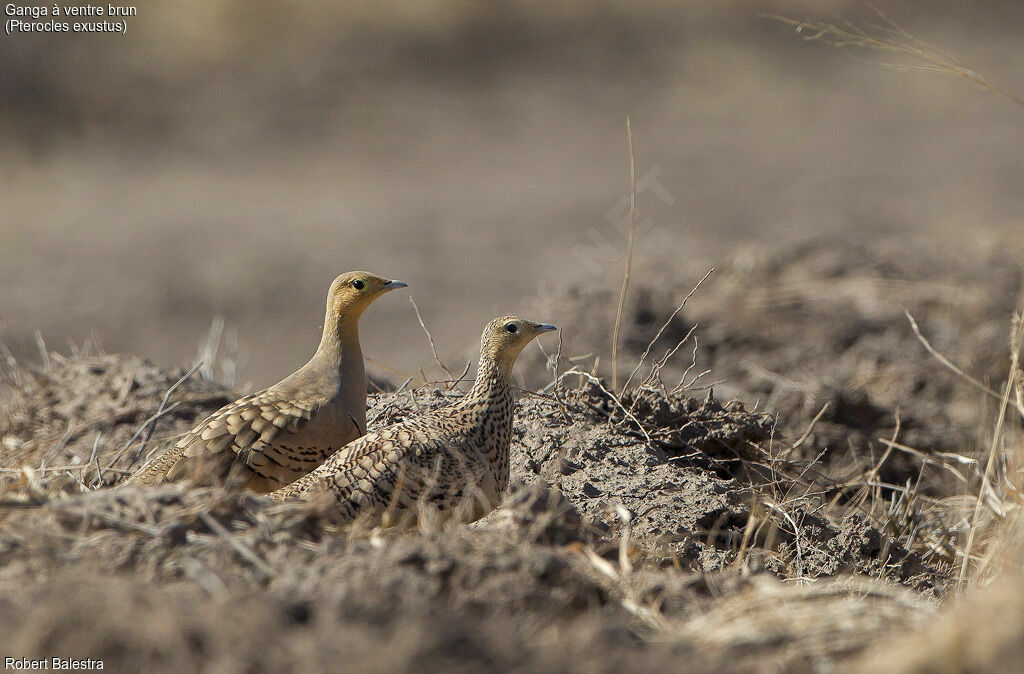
1,1,1022,389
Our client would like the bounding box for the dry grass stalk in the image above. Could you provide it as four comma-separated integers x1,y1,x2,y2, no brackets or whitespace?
409,296,455,385
196,510,275,578
562,367,653,447
610,116,636,392
196,316,246,389
957,312,1024,591
365,356,425,386
770,8,1024,109
197,316,225,383
855,433,1024,672
623,267,714,392
117,360,202,470
906,311,1023,421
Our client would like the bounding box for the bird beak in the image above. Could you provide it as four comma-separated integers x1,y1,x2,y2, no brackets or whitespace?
384,280,408,291
534,323,557,333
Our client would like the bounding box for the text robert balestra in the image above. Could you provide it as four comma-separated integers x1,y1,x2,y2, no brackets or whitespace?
5,658,103,670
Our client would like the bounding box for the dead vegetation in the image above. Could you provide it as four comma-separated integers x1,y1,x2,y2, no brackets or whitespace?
770,7,1024,108
2,235,1020,671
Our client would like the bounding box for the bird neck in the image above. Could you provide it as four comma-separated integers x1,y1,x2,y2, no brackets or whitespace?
314,309,363,375
465,353,516,495
466,354,513,403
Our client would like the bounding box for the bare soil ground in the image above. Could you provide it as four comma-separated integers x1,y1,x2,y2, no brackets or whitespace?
2,236,1017,671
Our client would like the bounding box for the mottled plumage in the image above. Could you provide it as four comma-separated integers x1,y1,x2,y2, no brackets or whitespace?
126,272,407,493
270,316,557,525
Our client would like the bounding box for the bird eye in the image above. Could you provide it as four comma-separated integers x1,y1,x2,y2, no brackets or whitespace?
351,279,365,290
505,323,518,334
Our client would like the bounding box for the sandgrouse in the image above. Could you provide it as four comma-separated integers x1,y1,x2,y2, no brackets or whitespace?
126,272,407,493
269,316,557,525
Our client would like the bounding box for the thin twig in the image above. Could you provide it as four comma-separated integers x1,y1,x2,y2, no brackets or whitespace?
535,334,573,423
612,502,634,575
136,361,204,464
767,10,1024,109
671,338,703,394
611,116,636,392
111,361,202,471
906,311,1022,420
34,330,50,371
88,431,105,487
451,360,473,388
0,465,132,474
958,321,1023,592
408,296,454,384
623,267,714,392
789,402,831,452
197,510,275,578
364,356,425,386
565,368,653,447
765,500,805,581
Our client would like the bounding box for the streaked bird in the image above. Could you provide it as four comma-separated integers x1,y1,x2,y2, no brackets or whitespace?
126,272,407,493
270,316,557,526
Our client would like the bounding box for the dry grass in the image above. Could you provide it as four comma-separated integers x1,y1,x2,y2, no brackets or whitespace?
0,322,949,671
610,117,637,393
770,6,1024,108
855,439,1024,672
754,9,1024,669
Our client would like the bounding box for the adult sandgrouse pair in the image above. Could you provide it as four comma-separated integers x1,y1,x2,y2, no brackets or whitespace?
127,271,556,525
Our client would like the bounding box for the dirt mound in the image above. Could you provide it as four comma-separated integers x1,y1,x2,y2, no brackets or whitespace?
0,344,955,671
526,238,1021,511
0,352,234,495
509,384,941,590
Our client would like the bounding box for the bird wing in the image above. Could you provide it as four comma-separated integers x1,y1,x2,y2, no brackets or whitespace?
164,388,328,483
278,410,481,513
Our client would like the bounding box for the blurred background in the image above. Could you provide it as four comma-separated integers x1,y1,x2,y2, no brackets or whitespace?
2,0,1022,390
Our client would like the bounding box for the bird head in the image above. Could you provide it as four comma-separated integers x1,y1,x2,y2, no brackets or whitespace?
479,316,557,372
326,271,407,321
